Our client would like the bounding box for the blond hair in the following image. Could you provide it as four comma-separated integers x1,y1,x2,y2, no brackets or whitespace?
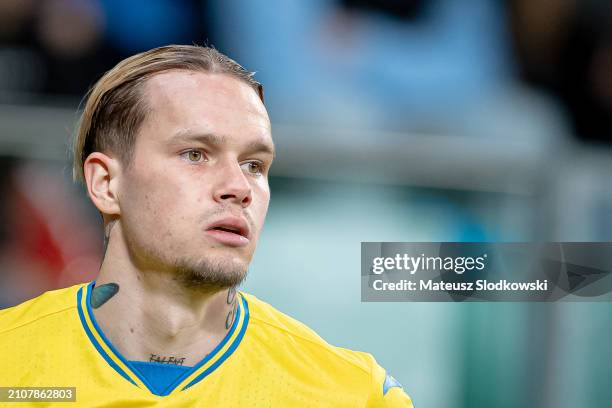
73,44,264,183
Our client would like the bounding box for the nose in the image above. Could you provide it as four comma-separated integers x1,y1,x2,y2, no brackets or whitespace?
213,161,252,208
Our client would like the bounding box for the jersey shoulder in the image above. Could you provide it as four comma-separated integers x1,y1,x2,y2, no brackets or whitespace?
241,292,414,407
241,291,373,372
0,283,84,336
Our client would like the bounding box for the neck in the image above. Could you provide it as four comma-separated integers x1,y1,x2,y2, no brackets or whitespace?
92,227,237,366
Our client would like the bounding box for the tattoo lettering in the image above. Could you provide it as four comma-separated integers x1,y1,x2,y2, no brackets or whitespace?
91,283,119,309
225,287,238,330
149,354,186,366
103,220,117,253
226,287,236,304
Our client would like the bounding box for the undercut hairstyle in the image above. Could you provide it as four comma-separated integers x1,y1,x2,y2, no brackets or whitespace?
72,44,264,183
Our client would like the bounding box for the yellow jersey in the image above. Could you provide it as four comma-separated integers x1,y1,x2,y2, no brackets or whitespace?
0,282,413,407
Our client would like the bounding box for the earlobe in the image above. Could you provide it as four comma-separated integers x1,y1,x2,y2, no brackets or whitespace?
83,152,121,215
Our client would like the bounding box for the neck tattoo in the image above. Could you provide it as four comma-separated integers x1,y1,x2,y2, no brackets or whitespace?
225,287,238,330
103,220,116,254
149,354,186,366
91,283,120,309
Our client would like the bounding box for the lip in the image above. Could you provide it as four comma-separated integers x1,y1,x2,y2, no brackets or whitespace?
205,217,251,247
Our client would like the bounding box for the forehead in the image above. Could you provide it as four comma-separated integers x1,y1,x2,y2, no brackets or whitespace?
140,70,271,145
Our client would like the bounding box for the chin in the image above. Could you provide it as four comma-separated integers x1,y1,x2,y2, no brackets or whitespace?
172,255,249,289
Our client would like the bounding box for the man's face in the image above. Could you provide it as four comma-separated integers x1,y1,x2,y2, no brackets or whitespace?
117,70,273,288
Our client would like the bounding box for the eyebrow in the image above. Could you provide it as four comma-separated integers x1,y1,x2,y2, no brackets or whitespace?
171,130,275,158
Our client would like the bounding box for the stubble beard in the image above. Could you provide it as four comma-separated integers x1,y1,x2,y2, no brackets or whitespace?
171,255,249,291
122,206,255,291
125,230,250,291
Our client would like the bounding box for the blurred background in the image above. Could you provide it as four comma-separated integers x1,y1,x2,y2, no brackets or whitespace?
0,0,611,406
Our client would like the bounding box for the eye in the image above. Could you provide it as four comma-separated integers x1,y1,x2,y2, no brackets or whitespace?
241,161,265,176
180,149,207,163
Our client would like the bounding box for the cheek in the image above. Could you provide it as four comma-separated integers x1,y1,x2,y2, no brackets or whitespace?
252,185,270,228
122,169,187,231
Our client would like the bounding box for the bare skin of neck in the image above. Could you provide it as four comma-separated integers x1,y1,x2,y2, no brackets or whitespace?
92,223,238,366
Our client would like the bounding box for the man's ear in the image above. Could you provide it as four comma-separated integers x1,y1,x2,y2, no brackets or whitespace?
83,152,122,215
